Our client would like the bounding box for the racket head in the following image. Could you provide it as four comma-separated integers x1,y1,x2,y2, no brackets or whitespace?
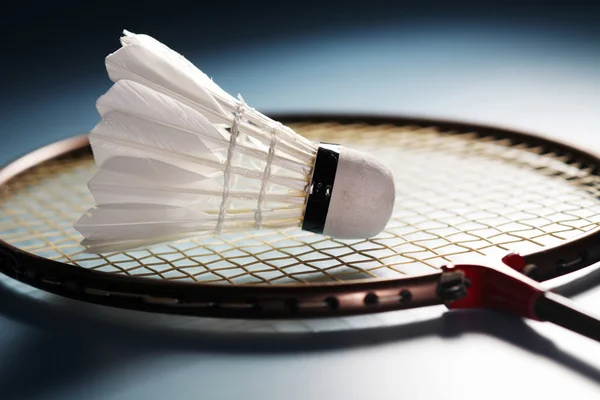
2,115,600,320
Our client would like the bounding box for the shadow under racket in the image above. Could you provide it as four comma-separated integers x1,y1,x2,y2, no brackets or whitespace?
1,263,600,399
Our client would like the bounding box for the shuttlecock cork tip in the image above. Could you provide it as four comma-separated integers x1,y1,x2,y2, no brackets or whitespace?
302,145,395,239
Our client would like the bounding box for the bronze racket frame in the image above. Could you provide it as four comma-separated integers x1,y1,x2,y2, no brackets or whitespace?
1,115,599,319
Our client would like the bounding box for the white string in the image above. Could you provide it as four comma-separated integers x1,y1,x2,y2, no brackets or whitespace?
216,100,246,233
255,123,279,228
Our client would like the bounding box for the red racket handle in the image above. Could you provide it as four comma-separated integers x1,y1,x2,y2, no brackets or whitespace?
446,254,600,342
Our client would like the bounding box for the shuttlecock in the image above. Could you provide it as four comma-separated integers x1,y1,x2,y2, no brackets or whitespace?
74,30,395,253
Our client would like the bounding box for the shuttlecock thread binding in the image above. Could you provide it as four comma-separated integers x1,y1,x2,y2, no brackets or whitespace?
255,122,280,229
216,99,247,233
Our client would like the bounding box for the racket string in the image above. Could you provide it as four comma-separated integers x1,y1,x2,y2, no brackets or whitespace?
2,122,600,284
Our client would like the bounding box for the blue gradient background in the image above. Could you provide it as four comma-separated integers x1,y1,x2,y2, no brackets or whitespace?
2,1,600,399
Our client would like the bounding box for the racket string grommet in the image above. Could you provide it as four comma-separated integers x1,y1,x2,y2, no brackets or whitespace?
325,297,340,310
24,269,37,281
437,269,469,302
364,292,379,306
521,264,538,277
0,249,21,278
64,280,82,293
39,275,63,286
246,298,261,312
284,298,299,314
399,289,412,304
557,250,588,271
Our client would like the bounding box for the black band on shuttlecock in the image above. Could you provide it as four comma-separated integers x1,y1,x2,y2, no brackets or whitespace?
302,143,341,234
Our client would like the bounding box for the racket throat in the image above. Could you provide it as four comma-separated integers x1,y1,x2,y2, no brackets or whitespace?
442,254,545,320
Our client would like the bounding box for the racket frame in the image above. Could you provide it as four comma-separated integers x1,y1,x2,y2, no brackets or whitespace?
1,115,600,319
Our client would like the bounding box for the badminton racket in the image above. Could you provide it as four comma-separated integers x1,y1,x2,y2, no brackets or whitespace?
1,115,600,342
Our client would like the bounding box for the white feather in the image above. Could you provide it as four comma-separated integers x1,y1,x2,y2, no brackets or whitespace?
118,29,231,100
106,39,227,120
87,156,305,207
76,204,216,242
76,202,303,251
74,31,321,253
106,30,316,162
86,157,222,207
94,81,311,176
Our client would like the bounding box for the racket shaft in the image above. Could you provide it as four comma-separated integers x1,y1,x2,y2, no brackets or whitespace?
534,292,600,342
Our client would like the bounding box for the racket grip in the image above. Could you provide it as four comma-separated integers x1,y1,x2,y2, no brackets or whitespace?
534,291,600,342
